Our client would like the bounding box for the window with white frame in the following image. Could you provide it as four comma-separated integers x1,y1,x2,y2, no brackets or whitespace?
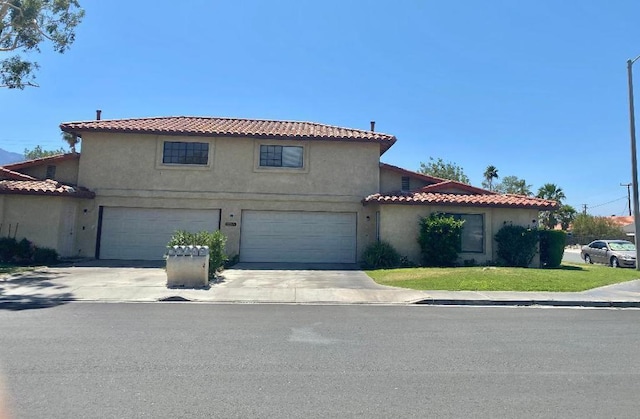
259,145,303,168
446,213,484,253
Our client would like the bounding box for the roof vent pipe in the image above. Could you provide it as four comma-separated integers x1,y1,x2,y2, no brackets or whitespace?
370,120,375,132
96,109,102,120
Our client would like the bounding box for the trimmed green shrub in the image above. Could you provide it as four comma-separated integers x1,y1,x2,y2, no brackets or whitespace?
539,230,566,268
168,230,228,277
33,247,59,265
362,241,401,269
0,237,19,263
0,237,59,265
494,225,539,267
418,213,464,267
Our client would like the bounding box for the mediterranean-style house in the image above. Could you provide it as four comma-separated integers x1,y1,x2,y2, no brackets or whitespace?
0,115,557,265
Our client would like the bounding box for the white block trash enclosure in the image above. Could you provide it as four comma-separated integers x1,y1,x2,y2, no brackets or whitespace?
166,245,210,288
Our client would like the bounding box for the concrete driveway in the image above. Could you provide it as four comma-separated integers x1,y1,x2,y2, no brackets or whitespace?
1,260,424,305
218,263,391,289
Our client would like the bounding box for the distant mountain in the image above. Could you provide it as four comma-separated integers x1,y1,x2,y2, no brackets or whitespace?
0,148,24,165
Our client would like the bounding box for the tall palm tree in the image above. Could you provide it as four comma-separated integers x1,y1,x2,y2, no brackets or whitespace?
536,183,566,229
62,131,80,153
483,165,499,191
536,183,565,204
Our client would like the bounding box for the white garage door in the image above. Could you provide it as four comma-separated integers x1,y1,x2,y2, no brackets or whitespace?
99,207,220,260
240,211,357,263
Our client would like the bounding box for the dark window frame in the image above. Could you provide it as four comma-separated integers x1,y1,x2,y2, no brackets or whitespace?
401,176,410,191
162,141,209,165
445,213,484,253
259,145,303,168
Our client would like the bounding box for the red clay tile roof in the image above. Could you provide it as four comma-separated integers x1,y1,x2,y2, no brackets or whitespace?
60,116,397,154
364,189,558,210
0,179,95,198
0,167,36,181
3,153,79,170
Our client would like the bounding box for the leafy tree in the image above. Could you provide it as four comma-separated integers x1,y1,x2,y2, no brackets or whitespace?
570,214,626,243
536,183,566,229
481,165,499,191
494,175,532,196
23,144,66,159
418,157,470,184
557,204,577,231
1,0,85,88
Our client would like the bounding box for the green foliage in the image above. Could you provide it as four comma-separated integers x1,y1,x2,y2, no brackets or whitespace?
23,144,66,159
33,246,59,265
569,214,627,244
557,204,577,230
418,213,464,267
494,225,539,267
1,0,85,88
536,183,566,229
539,230,566,268
168,230,228,277
494,175,532,196
481,165,499,191
418,157,470,184
362,241,401,269
0,236,58,265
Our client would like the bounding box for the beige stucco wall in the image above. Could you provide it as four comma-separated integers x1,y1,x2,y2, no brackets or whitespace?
74,194,378,261
77,133,380,197
379,167,431,193
0,194,87,257
20,157,79,184
72,132,382,261
377,204,540,266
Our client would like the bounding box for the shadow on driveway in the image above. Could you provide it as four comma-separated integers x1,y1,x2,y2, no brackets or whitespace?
1,271,75,311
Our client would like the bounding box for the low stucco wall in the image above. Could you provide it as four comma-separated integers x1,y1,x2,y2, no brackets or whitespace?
0,195,84,257
378,204,540,266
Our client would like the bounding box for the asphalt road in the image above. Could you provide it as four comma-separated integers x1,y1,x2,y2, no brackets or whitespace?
1,303,639,418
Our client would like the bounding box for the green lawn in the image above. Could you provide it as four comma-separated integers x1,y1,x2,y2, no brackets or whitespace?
365,263,640,292
0,264,34,276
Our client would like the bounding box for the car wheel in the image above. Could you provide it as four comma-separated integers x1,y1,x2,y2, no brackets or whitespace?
611,257,619,268
584,254,592,264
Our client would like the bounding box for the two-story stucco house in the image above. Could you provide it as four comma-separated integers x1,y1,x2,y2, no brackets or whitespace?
0,115,557,265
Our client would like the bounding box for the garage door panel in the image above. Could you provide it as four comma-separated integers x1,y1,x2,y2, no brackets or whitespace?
240,211,356,263
100,207,220,260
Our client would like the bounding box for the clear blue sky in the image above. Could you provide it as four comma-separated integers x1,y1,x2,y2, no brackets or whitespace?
1,0,639,216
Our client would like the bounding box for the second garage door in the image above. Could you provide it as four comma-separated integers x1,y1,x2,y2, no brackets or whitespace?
240,211,357,263
99,207,220,260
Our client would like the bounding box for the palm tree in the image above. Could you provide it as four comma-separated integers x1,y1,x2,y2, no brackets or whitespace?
62,131,80,153
536,183,566,229
536,183,565,204
483,165,499,191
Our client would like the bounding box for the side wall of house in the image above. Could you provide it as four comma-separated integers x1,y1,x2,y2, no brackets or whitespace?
19,158,79,184
378,205,540,266
379,167,432,194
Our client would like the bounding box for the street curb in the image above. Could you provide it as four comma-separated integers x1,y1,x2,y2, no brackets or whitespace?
413,299,640,308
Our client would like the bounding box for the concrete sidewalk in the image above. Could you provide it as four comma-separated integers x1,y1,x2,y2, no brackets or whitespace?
2,262,640,308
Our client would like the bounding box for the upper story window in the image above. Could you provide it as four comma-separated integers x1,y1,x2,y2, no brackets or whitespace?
260,145,303,168
46,165,56,179
401,176,410,191
162,141,209,165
